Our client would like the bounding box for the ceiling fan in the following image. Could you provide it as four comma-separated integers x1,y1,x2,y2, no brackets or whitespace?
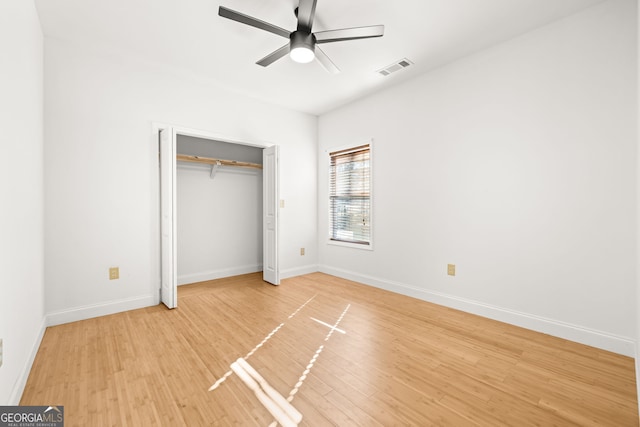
218,0,384,74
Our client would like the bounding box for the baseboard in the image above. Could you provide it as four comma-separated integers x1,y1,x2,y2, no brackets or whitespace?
636,344,640,419
178,264,263,285
318,265,636,357
46,295,157,327
8,317,47,405
281,264,318,279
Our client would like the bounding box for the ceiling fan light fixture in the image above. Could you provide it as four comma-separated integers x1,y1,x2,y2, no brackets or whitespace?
290,46,315,63
289,31,315,63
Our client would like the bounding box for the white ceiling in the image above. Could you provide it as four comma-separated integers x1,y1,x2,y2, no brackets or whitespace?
35,0,604,115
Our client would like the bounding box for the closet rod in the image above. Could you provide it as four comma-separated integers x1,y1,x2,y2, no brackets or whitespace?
176,154,263,169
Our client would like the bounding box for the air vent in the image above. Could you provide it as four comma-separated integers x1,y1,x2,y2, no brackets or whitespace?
377,58,413,76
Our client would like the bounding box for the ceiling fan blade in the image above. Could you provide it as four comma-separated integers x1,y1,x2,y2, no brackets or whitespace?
315,46,339,74
314,25,384,44
296,0,318,31
256,44,290,67
219,6,290,39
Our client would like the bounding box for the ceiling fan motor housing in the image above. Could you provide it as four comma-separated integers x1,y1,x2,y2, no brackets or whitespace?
290,31,316,52
290,31,316,63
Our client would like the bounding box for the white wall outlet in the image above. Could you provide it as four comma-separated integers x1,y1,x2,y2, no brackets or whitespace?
0,338,3,367
300,248,305,256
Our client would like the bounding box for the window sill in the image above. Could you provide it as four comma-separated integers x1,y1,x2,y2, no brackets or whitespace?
327,239,374,251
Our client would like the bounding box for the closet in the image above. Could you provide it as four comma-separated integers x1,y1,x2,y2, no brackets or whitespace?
176,135,264,286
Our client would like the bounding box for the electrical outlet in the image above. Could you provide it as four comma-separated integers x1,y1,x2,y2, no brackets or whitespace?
279,199,285,208
0,339,3,368
447,264,456,276
300,248,305,256
109,267,119,280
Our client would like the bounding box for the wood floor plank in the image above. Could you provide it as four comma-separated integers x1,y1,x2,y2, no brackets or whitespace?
20,272,638,426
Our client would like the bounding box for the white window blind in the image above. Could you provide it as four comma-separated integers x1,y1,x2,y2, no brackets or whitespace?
329,144,371,246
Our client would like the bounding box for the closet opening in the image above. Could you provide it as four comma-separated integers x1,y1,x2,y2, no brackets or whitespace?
158,126,279,309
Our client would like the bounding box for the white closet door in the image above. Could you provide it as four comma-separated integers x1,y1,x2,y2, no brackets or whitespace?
159,127,177,308
263,145,280,285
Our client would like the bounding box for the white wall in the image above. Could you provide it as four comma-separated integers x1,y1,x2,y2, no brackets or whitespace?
177,163,263,284
319,0,637,355
0,1,46,404
44,38,318,323
636,0,640,412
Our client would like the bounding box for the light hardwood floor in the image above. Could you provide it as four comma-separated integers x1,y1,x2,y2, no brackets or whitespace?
21,273,638,426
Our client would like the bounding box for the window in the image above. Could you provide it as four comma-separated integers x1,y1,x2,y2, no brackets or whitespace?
329,143,371,247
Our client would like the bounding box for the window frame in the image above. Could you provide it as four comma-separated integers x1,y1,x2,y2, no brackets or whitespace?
327,141,374,251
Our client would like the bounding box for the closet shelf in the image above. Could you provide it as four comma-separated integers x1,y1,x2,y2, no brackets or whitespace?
177,154,262,169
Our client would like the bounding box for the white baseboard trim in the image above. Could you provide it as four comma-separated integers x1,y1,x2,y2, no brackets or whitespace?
46,295,156,327
318,265,635,357
178,264,263,285
9,317,47,405
636,344,640,409
281,264,318,280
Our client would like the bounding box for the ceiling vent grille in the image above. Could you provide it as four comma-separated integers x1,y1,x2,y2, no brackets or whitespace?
377,58,413,76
